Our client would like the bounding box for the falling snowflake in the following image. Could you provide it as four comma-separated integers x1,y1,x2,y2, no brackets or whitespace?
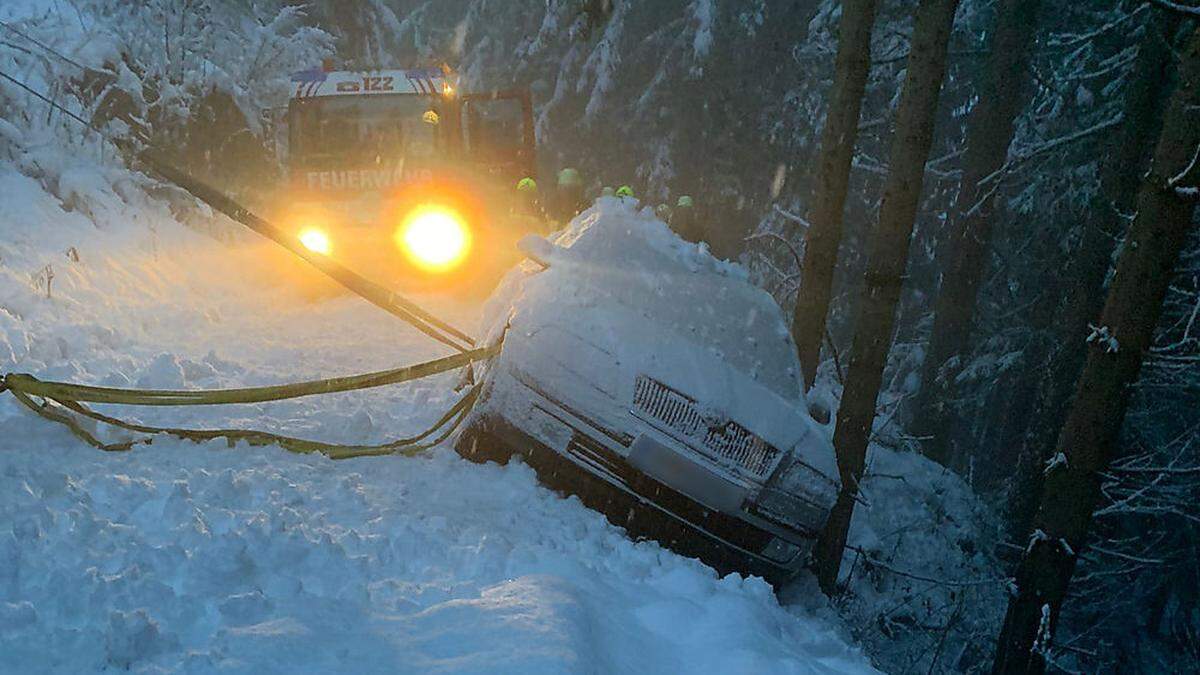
1058,538,1075,557
1086,323,1120,353
1026,529,1050,554
1032,603,1054,656
1043,452,1068,475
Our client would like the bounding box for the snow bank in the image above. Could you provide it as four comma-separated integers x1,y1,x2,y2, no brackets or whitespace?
0,0,51,21
827,446,1007,672
0,435,880,674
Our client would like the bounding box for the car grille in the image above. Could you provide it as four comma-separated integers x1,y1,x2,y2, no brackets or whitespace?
632,375,782,477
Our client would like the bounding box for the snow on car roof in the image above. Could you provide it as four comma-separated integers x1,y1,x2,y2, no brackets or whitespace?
486,197,801,396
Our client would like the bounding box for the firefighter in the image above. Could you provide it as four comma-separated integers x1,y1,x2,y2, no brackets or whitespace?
655,203,673,223
516,176,540,215
556,167,586,221
670,195,699,242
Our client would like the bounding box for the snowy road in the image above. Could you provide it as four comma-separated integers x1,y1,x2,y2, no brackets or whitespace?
0,169,877,673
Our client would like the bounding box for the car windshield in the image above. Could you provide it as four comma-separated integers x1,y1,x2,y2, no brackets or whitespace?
548,211,804,401
619,264,802,400
289,95,442,170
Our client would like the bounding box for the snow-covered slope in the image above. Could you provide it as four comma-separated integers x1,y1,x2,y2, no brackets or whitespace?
0,157,879,673
1,431,872,674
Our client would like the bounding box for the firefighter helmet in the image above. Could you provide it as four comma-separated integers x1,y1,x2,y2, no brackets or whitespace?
676,195,694,209
517,177,538,192
615,185,634,198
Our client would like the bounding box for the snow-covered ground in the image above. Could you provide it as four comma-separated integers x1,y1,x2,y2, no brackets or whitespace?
0,162,879,673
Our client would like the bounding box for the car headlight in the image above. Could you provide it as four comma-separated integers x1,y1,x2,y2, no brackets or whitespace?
752,483,831,536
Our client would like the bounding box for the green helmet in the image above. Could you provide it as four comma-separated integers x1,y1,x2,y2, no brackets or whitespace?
557,167,582,187
676,195,694,209
615,185,634,198
655,204,672,219
517,177,537,192
601,186,615,198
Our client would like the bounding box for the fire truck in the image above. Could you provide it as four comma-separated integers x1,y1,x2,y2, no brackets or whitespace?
272,64,537,291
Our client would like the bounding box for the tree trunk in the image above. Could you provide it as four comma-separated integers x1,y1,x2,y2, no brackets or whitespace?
1005,7,1178,543
812,0,962,596
791,0,880,391
991,26,1200,675
914,0,1042,469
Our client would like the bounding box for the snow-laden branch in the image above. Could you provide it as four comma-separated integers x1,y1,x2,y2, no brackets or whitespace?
1006,115,1126,170
1045,5,1148,49
965,116,1125,220
772,204,812,229
1110,464,1200,475
847,545,1009,587
1086,543,1165,565
1155,290,1200,351
1166,139,1195,186
1148,0,1200,17
1079,52,1140,82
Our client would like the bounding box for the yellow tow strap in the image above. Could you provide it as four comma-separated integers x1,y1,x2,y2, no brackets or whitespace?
1,343,499,459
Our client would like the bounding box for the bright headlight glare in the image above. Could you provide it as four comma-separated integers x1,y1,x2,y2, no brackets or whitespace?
299,227,331,255
396,205,471,272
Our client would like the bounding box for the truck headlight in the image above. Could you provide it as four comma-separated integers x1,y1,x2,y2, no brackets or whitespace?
395,205,471,272
299,227,332,255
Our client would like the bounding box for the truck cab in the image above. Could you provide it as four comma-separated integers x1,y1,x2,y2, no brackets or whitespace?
273,65,537,291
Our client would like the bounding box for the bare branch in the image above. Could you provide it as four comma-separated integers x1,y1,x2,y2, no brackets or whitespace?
772,204,812,229
847,545,1009,587
965,116,1125,221
1045,5,1148,49
1169,142,1200,187
744,232,803,271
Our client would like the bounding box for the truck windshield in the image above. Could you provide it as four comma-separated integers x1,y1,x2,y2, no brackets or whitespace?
289,95,442,171
463,98,524,165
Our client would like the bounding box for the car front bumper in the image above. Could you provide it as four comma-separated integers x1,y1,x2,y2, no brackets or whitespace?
455,407,815,587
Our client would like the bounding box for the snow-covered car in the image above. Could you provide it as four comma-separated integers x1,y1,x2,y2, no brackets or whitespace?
457,198,840,584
